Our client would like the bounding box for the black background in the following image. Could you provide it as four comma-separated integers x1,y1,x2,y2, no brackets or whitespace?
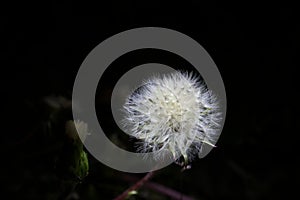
2,1,299,200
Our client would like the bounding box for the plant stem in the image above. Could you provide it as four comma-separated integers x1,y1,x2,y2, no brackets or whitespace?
113,171,155,200
122,174,195,200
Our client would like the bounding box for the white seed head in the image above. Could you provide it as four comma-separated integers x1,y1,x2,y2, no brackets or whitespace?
123,71,221,163
66,120,91,142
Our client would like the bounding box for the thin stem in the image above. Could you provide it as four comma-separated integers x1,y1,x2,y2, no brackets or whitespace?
113,171,155,200
122,174,195,200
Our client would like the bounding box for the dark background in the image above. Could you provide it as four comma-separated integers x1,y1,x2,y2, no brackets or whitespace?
2,1,299,200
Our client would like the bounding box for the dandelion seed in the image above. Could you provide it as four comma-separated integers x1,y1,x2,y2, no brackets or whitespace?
123,71,221,164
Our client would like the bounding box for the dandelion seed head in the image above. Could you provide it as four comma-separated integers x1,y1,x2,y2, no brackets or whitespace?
123,71,221,163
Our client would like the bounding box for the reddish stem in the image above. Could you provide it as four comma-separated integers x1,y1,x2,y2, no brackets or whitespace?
113,171,155,200
122,174,195,200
